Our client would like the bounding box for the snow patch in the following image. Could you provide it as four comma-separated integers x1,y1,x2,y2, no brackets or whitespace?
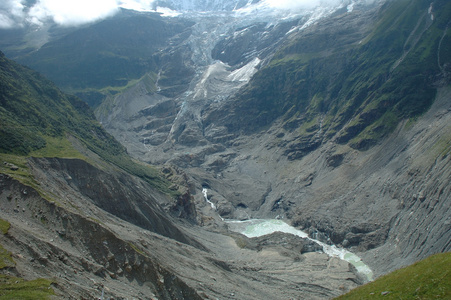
193,61,228,99
227,57,261,82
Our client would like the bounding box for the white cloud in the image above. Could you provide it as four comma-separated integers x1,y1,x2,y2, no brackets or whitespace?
28,0,120,26
0,0,377,28
0,14,14,29
119,0,156,12
0,0,26,28
0,0,157,28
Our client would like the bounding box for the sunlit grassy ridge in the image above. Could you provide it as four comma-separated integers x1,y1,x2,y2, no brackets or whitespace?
336,252,451,299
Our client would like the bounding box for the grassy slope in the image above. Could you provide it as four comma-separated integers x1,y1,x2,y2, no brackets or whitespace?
0,51,177,196
0,220,14,270
336,252,451,299
0,276,55,300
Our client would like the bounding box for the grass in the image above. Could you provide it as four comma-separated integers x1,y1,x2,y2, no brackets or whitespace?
0,246,14,270
1,50,178,198
0,275,55,299
349,111,398,149
0,154,34,187
0,220,54,299
0,220,10,236
269,52,319,67
335,252,451,299
237,0,447,151
0,219,14,270
0,154,65,208
30,136,86,160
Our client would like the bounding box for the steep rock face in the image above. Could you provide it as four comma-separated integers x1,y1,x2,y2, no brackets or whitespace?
28,157,199,247
0,173,203,299
263,86,451,275
203,2,449,277
0,163,364,299
211,20,298,68
204,0,447,153
358,87,451,275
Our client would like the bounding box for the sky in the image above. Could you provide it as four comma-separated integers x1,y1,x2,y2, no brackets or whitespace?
0,0,157,28
0,0,369,28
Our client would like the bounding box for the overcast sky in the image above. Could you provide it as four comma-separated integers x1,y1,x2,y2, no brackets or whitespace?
0,0,157,28
0,0,362,28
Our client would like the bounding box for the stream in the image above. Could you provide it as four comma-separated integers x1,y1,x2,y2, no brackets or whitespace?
201,185,374,282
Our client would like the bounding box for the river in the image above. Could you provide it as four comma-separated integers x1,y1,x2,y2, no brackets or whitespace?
226,219,374,281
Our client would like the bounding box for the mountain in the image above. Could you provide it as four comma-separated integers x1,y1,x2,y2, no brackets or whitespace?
0,49,369,300
99,0,449,277
0,49,200,241
0,0,450,298
212,0,443,149
2,9,195,108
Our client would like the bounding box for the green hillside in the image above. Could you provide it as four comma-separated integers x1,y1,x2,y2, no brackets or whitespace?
0,51,175,195
336,252,451,299
227,0,450,152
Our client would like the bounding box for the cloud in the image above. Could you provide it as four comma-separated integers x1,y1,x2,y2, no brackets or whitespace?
0,0,157,28
0,0,378,28
0,0,26,28
28,0,122,26
120,0,156,12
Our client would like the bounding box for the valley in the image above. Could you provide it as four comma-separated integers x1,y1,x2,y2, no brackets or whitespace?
0,0,450,299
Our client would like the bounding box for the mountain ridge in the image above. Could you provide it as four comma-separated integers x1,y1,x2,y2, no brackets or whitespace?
0,0,450,298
